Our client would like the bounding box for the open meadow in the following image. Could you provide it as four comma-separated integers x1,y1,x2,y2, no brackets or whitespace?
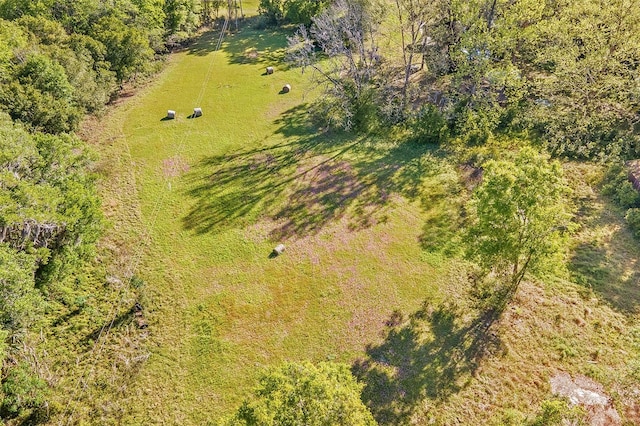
78,10,640,426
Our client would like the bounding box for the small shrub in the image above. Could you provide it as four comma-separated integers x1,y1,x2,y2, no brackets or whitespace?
490,408,527,425
530,399,585,426
409,105,449,144
625,208,640,238
130,274,145,289
553,338,577,360
1,362,48,418
616,182,640,209
602,164,640,209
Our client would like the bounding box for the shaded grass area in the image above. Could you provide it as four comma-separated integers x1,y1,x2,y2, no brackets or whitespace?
182,102,448,239
566,163,640,314
353,301,504,425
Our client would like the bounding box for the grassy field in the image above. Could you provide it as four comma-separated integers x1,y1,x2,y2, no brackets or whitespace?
83,16,460,424
68,8,640,426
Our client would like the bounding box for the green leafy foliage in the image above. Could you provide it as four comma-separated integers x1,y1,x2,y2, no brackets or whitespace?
0,117,102,280
90,14,155,82
626,209,640,238
465,147,572,289
602,164,640,238
225,361,376,426
260,0,329,26
164,0,200,46
1,361,48,418
529,399,585,426
0,245,43,334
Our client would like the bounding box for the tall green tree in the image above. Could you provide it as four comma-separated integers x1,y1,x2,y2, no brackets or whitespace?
465,148,572,293
164,0,200,38
225,361,377,426
0,113,102,284
259,0,330,25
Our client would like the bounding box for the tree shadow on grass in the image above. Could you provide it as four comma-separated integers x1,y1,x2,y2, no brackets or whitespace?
186,27,221,57
568,189,640,314
222,26,290,69
182,103,444,238
82,303,140,344
353,301,506,425
268,139,445,239
181,104,353,235
569,237,640,314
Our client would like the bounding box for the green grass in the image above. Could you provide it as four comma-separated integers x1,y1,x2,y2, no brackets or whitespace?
50,13,640,426
82,19,460,424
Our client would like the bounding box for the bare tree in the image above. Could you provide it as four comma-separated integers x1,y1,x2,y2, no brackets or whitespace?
287,0,383,129
394,0,430,105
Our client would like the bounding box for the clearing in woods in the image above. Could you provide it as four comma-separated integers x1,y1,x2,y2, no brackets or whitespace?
87,6,640,426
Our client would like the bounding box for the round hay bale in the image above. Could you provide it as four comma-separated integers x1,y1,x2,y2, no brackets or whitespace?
274,244,285,255
266,66,274,75
167,110,176,119
282,84,291,93
193,107,203,117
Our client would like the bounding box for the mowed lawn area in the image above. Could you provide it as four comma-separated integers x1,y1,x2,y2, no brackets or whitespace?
93,17,462,424
89,10,640,426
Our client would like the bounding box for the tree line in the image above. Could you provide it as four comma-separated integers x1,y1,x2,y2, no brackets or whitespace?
0,0,212,420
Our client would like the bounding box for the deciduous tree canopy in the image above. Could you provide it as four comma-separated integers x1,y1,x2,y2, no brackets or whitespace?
465,147,572,292
225,362,376,426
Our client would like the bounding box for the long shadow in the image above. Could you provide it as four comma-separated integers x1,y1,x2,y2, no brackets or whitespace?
186,26,221,57
353,301,505,425
268,139,443,239
182,103,442,238
181,105,354,235
82,304,139,344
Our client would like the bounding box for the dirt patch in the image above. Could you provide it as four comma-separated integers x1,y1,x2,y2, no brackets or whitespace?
626,401,640,424
550,372,621,425
162,156,190,178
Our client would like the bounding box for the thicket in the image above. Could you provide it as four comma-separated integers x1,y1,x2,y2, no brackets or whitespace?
0,113,102,420
0,0,206,420
287,0,640,161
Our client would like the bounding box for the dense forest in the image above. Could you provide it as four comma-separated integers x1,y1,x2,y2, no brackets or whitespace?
0,0,639,423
